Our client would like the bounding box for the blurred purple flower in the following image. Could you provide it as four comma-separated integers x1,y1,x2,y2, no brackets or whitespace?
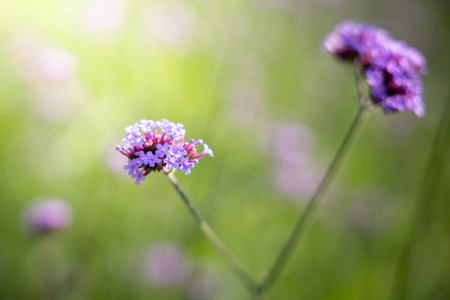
323,20,427,117
116,119,213,185
24,199,71,235
323,20,390,61
83,0,126,34
142,242,188,287
9,37,78,85
273,160,321,200
272,122,316,163
9,36,85,123
269,122,321,201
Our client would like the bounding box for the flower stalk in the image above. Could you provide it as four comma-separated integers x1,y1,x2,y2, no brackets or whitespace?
165,171,258,293
255,104,364,298
255,64,368,298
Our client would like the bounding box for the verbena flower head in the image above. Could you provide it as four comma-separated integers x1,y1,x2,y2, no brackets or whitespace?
116,119,213,185
323,20,427,117
24,199,72,235
323,20,390,61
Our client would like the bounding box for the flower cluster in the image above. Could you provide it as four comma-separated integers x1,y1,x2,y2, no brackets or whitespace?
116,119,213,185
323,20,427,117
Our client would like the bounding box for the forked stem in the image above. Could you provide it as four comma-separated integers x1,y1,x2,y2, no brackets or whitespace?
165,172,258,293
255,105,365,299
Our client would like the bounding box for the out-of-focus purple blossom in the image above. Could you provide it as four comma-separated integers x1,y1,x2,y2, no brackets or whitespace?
9,37,78,85
323,20,427,117
272,123,316,163
273,160,321,200
269,122,321,201
9,36,85,123
142,242,188,287
83,0,126,34
323,21,390,61
24,199,71,235
116,119,213,185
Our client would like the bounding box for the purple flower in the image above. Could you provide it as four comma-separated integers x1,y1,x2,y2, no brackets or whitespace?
141,242,188,287
178,157,197,175
133,169,146,185
173,123,186,139
10,37,78,85
136,151,161,168
269,122,321,201
164,155,180,169
171,144,187,157
137,151,149,164
147,152,162,168
323,20,390,61
83,0,125,34
323,20,427,117
155,143,170,158
200,144,214,158
24,199,71,235
116,119,213,185
124,158,141,176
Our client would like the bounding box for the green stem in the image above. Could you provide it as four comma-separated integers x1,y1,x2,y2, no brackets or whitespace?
165,172,258,293
255,105,365,299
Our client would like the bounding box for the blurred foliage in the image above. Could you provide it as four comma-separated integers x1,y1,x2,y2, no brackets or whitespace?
0,0,449,299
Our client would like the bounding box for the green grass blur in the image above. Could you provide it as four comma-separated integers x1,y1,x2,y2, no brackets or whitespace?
0,0,449,299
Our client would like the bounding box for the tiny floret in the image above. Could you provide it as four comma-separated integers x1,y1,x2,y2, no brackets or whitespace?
323,20,427,117
116,119,213,185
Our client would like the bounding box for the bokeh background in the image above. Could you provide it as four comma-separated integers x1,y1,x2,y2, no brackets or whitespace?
1,0,449,299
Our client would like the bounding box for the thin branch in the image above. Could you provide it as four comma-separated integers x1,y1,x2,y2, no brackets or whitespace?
165,172,258,293
255,64,367,298
255,105,364,299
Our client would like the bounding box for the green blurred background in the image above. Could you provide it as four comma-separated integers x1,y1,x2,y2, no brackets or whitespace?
1,0,449,299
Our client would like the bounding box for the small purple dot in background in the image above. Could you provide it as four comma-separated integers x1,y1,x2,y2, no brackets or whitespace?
24,199,72,235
